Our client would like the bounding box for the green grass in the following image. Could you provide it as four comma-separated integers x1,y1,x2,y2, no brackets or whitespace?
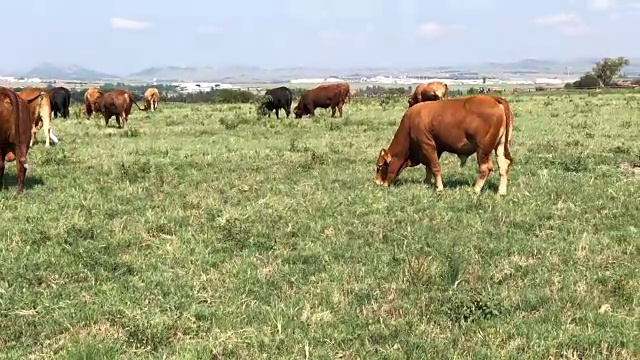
0,93,638,359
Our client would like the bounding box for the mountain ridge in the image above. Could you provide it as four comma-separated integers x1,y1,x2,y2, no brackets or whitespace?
10,58,640,83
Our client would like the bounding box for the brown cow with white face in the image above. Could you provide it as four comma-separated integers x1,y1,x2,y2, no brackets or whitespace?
17,87,56,147
0,86,35,194
407,81,449,108
293,83,350,118
82,87,103,119
375,94,514,195
144,87,160,112
95,89,146,128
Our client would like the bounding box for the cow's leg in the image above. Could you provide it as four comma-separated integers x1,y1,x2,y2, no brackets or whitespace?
285,106,291,118
330,106,337,117
458,155,469,167
30,125,37,147
42,112,51,147
473,149,494,194
423,167,433,184
495,138,511,196
424,147,444,192
15,146,28,195
115,115,122,128
275,108,280,119
338,102,344,117
0,150,5,190
104,114,110,127
424,150,444,183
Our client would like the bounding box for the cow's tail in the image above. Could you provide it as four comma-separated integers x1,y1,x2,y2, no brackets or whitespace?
3,88,29,164
2,88,20,140
128,92,147,111
494,96,514,164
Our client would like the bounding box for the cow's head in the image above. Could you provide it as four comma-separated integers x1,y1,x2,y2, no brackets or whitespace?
293,103,304,118
375,149,393,186
256,95,272,117
407,96,416,108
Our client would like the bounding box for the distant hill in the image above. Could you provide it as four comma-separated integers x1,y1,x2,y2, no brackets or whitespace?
15,57,640,83
127,58,640,82
22,63,118,80
127,65,357,83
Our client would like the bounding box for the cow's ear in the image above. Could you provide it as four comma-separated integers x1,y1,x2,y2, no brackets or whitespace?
383,150,392,163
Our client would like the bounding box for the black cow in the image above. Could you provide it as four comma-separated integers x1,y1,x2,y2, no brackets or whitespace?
257,86,292,119
47,87,71,119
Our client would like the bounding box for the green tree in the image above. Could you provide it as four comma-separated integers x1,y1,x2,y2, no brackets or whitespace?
591,57,629,86
571,74,602,89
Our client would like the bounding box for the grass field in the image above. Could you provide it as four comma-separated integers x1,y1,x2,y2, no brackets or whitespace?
0,92,638,359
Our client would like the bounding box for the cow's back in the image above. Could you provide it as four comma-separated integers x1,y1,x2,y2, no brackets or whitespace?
85,87,103,103
17,87,51,126
267,86,292,104
408,95,506,154
144,87,159,99
0,87,31,147
101,90,132,114
0,89,17,145
307,84,342,105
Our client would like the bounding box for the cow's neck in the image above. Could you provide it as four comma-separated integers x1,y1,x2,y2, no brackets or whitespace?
387,118,411,162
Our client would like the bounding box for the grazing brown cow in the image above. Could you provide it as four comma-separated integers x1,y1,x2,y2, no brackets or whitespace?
82,87,103,119
95,89,146,128
0,87,35,194
375,94,514,195
407,81,449,108
144,87,160,111
17,87,55,147
294,83,350,118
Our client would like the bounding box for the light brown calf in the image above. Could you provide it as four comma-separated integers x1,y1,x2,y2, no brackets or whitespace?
376,94,514,195
17,87,55,147
144,87,160,111
82,87,103,119
407,81,449,108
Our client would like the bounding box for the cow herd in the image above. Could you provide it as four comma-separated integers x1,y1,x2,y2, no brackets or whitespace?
0,80,514,196
0,85,161,194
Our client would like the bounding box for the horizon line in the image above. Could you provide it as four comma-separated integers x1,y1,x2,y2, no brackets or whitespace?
5,56,632,76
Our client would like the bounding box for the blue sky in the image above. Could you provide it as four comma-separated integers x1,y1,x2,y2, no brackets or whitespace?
3,0,639,75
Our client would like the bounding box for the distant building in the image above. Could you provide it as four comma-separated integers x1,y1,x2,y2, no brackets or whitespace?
290,77,347,84
534,78,565,85
171,82,238,93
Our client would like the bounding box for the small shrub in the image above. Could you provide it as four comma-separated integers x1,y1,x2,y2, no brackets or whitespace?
219,114,252,130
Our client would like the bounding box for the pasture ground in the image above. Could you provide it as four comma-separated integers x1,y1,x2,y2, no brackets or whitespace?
0,93,638,359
